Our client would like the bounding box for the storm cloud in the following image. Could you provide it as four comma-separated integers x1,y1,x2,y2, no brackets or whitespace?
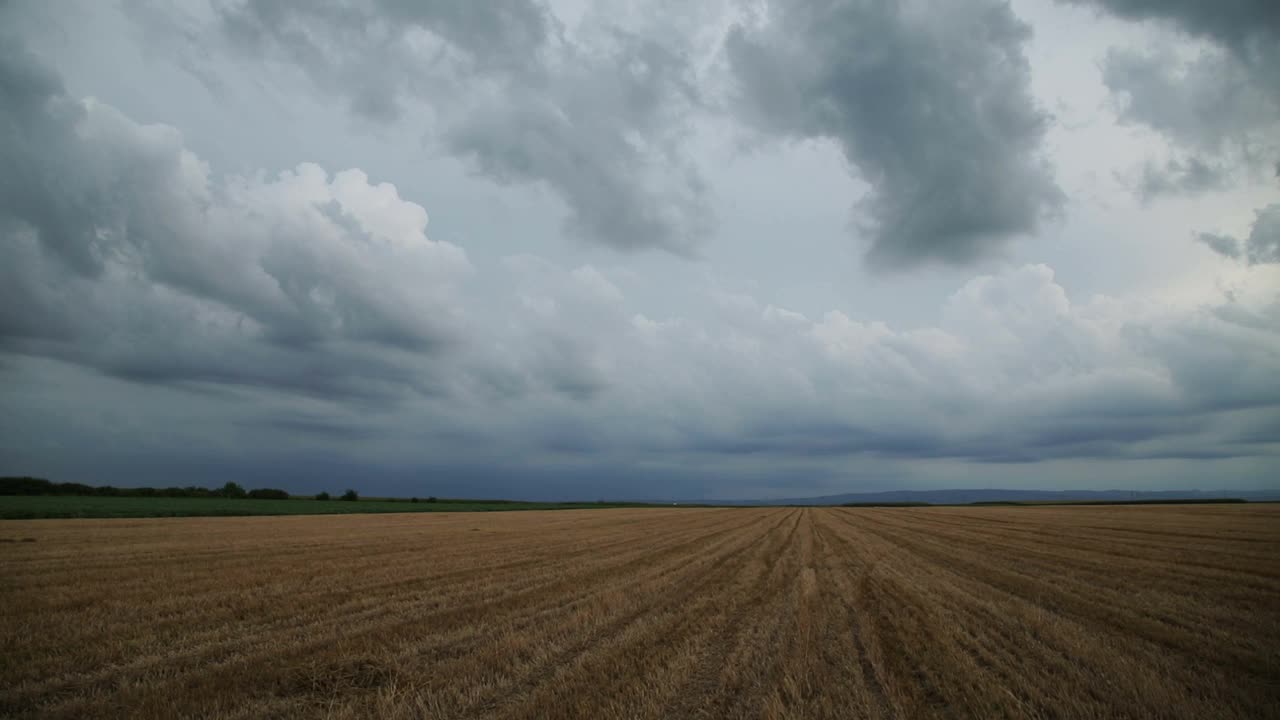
1060,0,1280,53
145,0,713,255
1,2,1278,499
1199,204,1280,265
726,0,1062,268
1068,0,1280,195
1134,155,1229,200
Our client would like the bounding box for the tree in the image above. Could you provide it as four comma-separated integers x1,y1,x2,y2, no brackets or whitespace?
219,482,247,498
341,489,359,502
316,491,331,501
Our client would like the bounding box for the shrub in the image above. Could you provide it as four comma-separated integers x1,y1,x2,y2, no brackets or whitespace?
247,488,289,500
316,491,331,501
426,496,438,503
0,477,56,495
341,489,359,502
410,497,419,503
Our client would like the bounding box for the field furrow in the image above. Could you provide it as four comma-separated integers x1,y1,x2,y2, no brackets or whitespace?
2,505,1277,719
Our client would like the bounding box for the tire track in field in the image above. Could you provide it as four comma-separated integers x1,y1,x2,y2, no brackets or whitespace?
817,509,983,719
217,509,789,720
825,509,1276,718
808,510,894,720
845,509,1277,681
10,513,710,650
4,518,664,682
9,512,763,718
213,512,788,720
679,509,808,720
654,509,808,719
863,510,1280,641
878,511,1280,592
430,510,796,720
354,509,795,719
823,509,1114,718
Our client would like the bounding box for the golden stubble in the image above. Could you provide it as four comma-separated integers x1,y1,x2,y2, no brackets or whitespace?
2,505,1277,719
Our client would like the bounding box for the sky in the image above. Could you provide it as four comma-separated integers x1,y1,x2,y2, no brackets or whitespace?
1,0,1277,500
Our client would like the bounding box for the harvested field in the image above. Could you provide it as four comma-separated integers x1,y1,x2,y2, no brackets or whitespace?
2,505,1278,719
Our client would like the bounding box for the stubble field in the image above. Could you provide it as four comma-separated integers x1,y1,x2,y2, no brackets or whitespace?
2,505,1277,719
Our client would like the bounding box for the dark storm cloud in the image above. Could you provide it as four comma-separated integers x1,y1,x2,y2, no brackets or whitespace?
217,0,552,120
1198,232,1242,260
1061,0,1280,53
178,0,711,254
0,39,101,276
444,29,710,255
682,419,946,459
1067,0,1279,192
1134,156,1228,200
675,385,1256,465
726,0,1062,269
1199,204,1280,265
248,415,382,440
1100,46,1278,152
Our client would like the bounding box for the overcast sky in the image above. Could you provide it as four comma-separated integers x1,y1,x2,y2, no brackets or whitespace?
2,0,1277,500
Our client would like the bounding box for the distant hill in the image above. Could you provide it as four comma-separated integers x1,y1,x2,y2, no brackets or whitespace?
738,488,1280,506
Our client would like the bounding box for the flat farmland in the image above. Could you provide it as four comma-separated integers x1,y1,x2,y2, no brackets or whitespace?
2,506,1277,719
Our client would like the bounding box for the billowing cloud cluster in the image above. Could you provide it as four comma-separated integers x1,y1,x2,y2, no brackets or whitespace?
726,0,1062,268
158,0,712,255
1068,0,1280,197
131,0,1076,269
502,263,1280,467
0,38,470,403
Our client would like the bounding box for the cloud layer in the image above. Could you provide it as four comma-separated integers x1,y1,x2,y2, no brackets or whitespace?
2,4,1278,498
4,36,1277,487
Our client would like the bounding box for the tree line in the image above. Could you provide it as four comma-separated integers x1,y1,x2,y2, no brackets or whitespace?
0,477,362,501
